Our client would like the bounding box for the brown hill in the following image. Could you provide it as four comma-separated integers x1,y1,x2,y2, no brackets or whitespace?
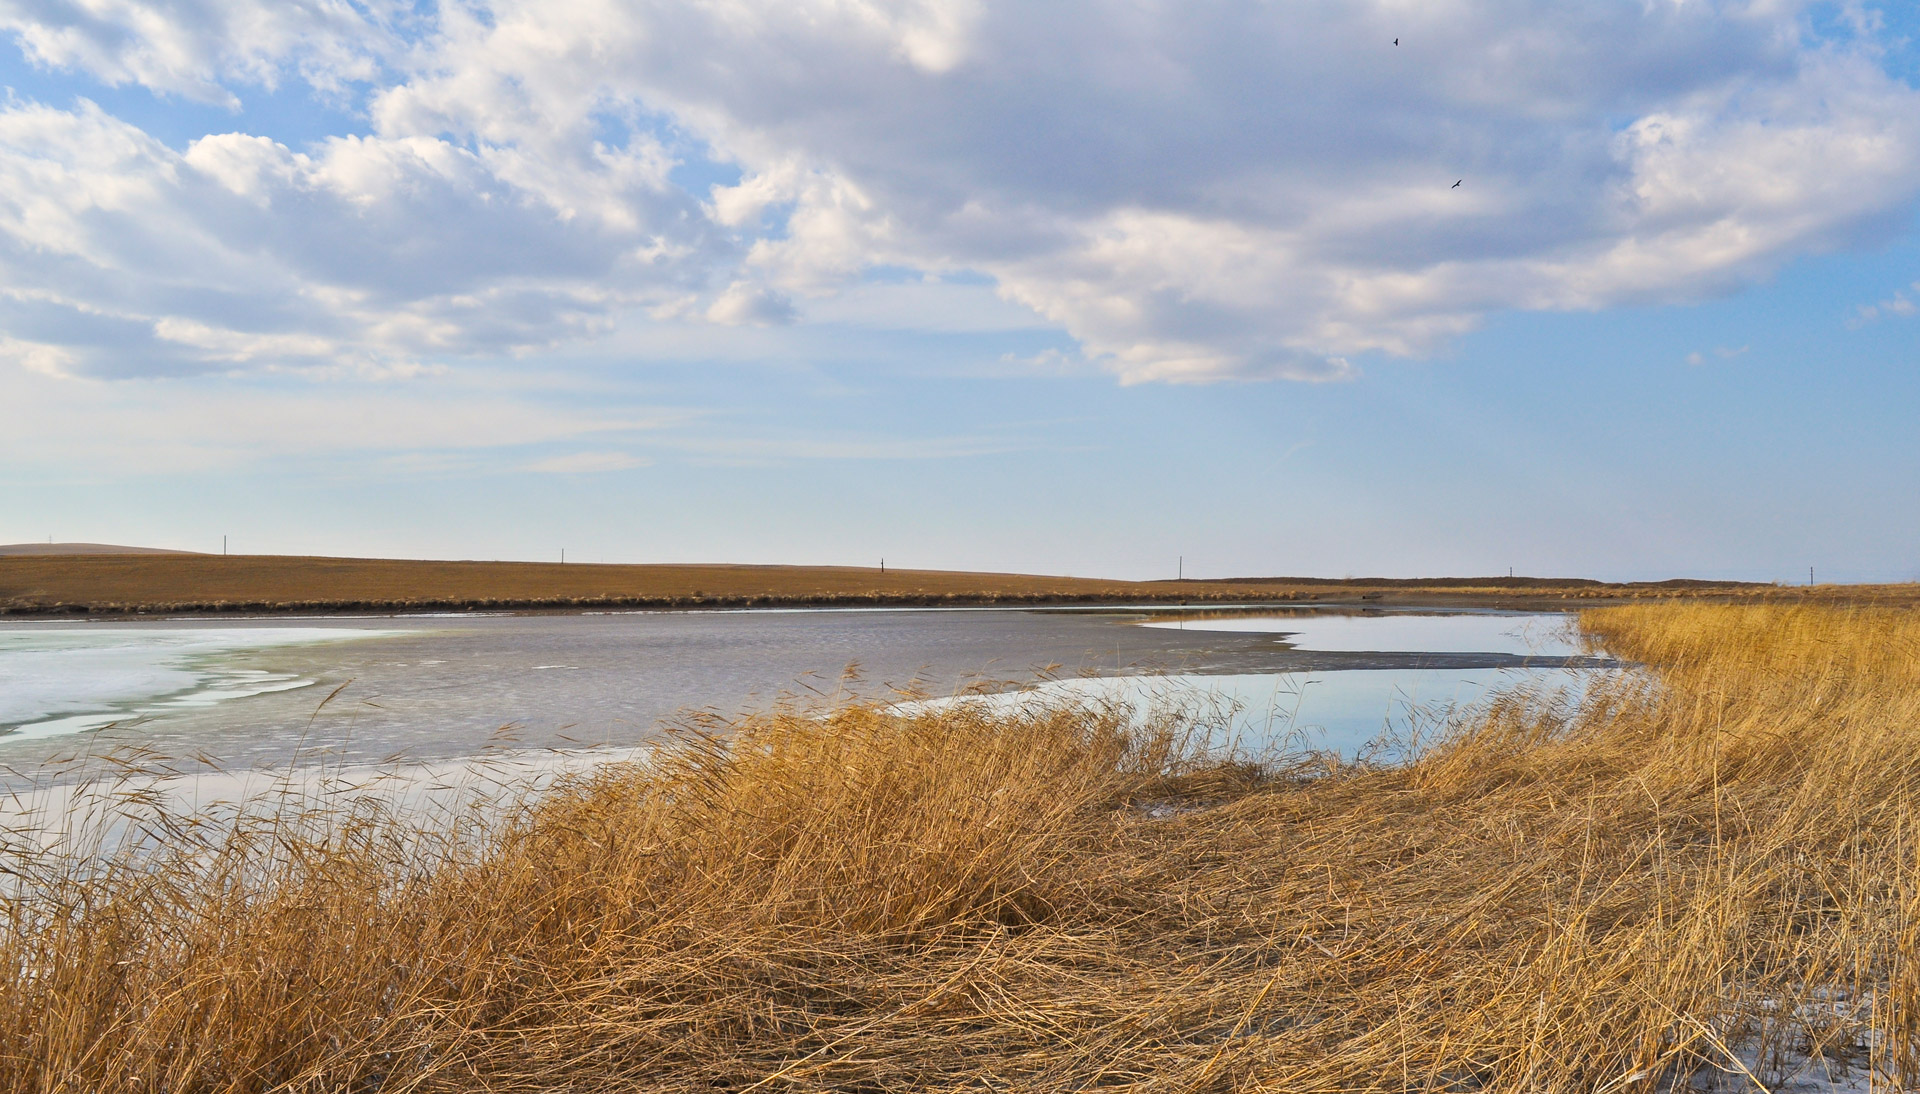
0,552,1852,617
0,543,199,557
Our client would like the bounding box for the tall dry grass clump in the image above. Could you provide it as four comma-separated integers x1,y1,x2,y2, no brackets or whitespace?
3,602,1920,1091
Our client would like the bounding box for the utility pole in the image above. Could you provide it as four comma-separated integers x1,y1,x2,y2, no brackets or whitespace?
561,548,566,564
223,535,227,556
1810,566,1814,587
881,558,885,574
1178,555,1183,581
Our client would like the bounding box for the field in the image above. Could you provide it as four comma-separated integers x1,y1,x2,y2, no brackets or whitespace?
0,550,1829,616
5,601,1920,1090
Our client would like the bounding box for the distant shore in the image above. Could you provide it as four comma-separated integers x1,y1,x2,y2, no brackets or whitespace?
1,551,1899,619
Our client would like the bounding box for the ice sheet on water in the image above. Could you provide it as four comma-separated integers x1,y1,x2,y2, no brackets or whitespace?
1140,611,1586,658
0,626,399,740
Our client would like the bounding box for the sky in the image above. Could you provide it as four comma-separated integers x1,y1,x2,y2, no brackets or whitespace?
0,0,1916,583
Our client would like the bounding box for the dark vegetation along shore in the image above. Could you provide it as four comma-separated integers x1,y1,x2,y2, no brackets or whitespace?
0,549,1888,617
5,602,1920,1090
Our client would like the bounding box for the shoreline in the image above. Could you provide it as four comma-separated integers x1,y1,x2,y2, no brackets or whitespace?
0,585,1897,621
0,551,1849,620
0,607,1615,756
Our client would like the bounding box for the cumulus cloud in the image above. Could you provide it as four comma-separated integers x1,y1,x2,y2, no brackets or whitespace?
0,98,725,376
705,281,796,326
0,0,395,105
3,0,1920,382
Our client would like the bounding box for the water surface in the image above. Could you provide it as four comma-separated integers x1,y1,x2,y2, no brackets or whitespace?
903,665,1600,762
0,607,1614,788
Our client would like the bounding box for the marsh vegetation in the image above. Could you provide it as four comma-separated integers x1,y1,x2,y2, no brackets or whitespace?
3,603,1917,1091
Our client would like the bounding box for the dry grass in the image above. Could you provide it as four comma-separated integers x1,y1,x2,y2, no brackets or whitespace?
0,552,1811,616
4,602,1920,1091
0,555,1190,615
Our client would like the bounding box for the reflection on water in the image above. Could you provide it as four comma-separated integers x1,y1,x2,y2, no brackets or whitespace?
900,665,1601,762
1140,611,1583,657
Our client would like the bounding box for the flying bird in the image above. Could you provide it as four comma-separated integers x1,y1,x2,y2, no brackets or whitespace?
1394,38,1399,45
1451,179,1462,188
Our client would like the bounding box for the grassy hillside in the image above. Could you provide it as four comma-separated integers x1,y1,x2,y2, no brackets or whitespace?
0,553,1171,613
0,551,1801,615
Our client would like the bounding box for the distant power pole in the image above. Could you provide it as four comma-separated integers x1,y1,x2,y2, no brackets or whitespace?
881,558,885,574
1179,556,1183,581
1809,566,1814,586
561,548,566,564
223,535,227,556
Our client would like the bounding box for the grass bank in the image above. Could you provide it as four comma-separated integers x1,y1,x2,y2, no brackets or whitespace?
4,602,1918,1090
0,552,1796,616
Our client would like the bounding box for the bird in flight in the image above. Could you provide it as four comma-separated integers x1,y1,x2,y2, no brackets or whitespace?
1451,179,1462,188
1394,38,1399,45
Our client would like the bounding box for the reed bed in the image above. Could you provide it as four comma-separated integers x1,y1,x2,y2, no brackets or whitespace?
3,602,1918,1091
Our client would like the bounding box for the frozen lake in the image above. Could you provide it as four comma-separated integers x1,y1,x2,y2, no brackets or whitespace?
0,606,1614,787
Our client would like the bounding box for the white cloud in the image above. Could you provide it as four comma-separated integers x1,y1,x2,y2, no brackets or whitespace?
1851,279,1920,325
661,430,1028,465
804,276,1054,333
0,99,727,376
0,360,683,474
1685,345,1749,365
525,450,649,473
0,354,1015,476
0,0,394,105
0,334,75,375
3,0,1920,382
705,281,796,326
483,0,1917,381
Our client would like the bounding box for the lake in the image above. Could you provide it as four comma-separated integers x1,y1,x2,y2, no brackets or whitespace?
0,606,1614,787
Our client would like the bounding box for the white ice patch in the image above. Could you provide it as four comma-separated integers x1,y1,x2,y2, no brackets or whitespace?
1140,611,1585,658
0,744,651,862
0,626,399,741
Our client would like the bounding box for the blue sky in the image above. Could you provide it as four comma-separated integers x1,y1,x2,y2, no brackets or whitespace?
1,0,1916,583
